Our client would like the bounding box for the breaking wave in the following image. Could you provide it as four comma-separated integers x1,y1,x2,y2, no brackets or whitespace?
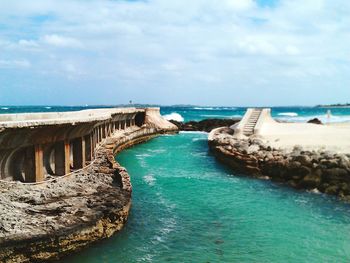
193,107,237,110
163,112,184,122
276,114,350,123
278,112,298,117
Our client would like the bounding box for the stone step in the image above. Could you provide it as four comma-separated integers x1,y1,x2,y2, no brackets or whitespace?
242,109,263,136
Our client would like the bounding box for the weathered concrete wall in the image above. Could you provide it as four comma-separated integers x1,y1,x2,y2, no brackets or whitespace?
0,107,177,262
0,107,176,182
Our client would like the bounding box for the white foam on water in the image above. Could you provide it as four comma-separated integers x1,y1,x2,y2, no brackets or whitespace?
193,107,237,110
143,175,156,186
193,107,214,110
163,112,184,122
180,131,208,134
309,188,321,194
278,112,298,117
276,114,350,123
44,106,52,109
148,149,166,154
1,107,9,110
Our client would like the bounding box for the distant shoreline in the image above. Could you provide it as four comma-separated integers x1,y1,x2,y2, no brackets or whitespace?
317,106,350,109
316,103,350,108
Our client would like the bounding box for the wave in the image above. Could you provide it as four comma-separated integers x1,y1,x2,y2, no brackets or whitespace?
193,107,237,111
278,112,298,117
200,114,243,118
44,106,52,109
180,131,208,134
163,112,184,122
193,107,214,110
1,107,9,110
276,114,350,123
143,175,156,186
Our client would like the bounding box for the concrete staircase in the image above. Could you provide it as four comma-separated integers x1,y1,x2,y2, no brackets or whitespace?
242,109,263,136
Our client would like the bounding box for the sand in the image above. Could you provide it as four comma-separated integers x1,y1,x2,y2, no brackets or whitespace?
256,116,350,154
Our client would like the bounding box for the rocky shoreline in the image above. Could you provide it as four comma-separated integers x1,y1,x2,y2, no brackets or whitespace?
209,127,350,201
0,127,168,262
170,118,240,132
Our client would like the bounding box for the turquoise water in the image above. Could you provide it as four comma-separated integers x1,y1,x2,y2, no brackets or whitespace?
64,132,350,262
2,105,350,123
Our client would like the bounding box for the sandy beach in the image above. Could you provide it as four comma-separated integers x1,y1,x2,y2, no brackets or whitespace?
257,118,350,153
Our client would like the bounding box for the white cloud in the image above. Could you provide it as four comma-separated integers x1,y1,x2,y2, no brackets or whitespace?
285,45,300,55
41,34,82,48
0,59,31,68
225,0,255,11
18,39,39,48
0,0,349,105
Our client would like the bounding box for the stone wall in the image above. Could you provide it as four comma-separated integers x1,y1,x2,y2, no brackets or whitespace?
0,108,177,262
0,126,174,262
209,127,350,201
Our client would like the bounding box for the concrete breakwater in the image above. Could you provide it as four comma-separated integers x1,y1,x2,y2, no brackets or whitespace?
0,108,177,262
209,127,350,201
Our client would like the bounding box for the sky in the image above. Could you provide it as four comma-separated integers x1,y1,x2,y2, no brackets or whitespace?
0,0,349,106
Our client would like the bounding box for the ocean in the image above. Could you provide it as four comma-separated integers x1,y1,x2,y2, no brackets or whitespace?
1,105,350,123
64,132,350,262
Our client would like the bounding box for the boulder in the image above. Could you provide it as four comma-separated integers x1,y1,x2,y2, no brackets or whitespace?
293,155,312,167
322,168,349,183
299,174,321,189
307,118,322,124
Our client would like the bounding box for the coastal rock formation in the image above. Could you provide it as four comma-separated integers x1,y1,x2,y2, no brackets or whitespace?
0,127,164,262
0,108,177,262
209,127,350,201
170,118,240,132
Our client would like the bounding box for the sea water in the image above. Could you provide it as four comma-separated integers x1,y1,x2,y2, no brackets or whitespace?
63,132,350,262
1,105,350,123
160,106,350,123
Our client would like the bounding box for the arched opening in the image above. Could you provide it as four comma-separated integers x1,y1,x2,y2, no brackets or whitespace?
135,112,145,127
7,148,26,182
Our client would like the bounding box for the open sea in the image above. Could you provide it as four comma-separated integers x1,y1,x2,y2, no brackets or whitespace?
2,105,350,262
1,105,350,123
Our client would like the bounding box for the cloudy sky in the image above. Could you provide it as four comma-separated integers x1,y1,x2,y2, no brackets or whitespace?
0,0,349,106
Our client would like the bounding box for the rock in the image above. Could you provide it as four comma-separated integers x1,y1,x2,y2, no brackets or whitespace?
299,174,321,189
307,118,322,124
286,165,311,178
338,155,350,169
322,168,349,182
320,159,339,169
293,145,303,152
293,155,312,167
325,185,339,195
0,126,170,262
170,118,240,132
209,126,350,201
247,145,260,154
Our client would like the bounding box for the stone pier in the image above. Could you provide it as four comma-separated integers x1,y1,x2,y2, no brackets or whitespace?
0,107,174,183
0,107,177,262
